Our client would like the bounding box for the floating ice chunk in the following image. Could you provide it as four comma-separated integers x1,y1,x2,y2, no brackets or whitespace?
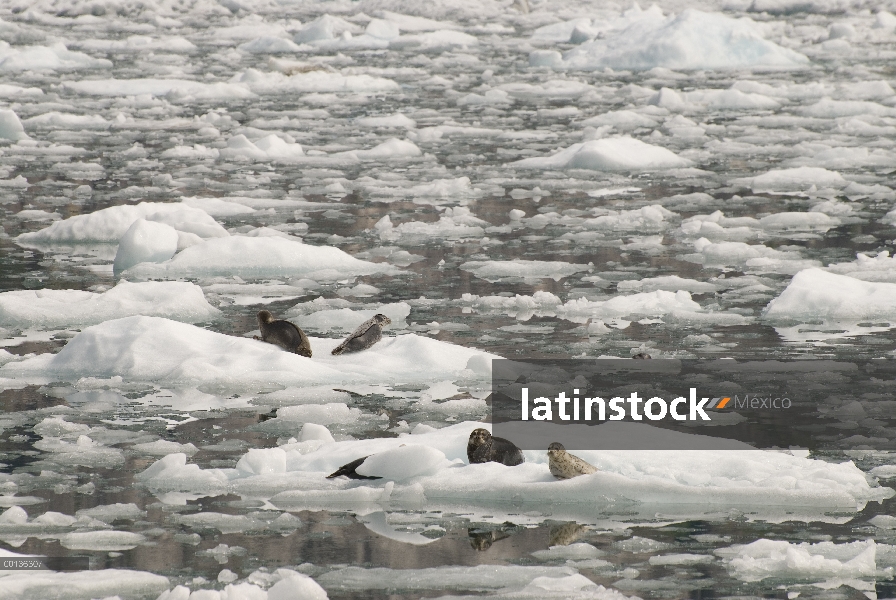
785,145,896,169
131,440,199,456
159,144,219,160
733,166,847,193
580,110,658,130
18,202,227,244
800,97,896,118
617,276,718,294
335,138,421,161
718,539,883,582
378,11,460,32
0,42,111,71
757,212,839,233
22,111,109,130
0,569,169,599
290,302,410,332
512,137,691,171
238,37,303,53
299,423,335,443
687,238,820,274
460,260,590,282
123,236,395,279
60,530,145,551
457,89,511,106
135,452,228,494
113,219,178,274
581,205,677,232
13,209,59,221
0,281,220,328
220,134,304,161
268,573,329,600
3,316,497,388
528,50,563,68
76,503,145,523
875,11,896,29
233,69,399,94
0,109,27,141
366,19,401,40
176,512,267,534
355,445,448,480
561,9,809,70
275,403,363,425
317,565,578,592
498,80,595,99
63,78,254,100
763,269,896,322
826,251,896,282
181,197,255,217
392,30,478,51
295,14,360,44
355,113,416,128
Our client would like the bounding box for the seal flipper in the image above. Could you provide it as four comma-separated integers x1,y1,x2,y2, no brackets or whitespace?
326,456,382,480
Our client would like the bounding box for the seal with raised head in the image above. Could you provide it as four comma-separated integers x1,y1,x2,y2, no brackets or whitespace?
331,313,391,355
547,442,597,479
467,428,524,466
256,310,312,357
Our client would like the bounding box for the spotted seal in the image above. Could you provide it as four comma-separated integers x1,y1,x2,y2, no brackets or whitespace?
256,310,312,357
547,442,597,479
331,313,391,355
466,428,524,466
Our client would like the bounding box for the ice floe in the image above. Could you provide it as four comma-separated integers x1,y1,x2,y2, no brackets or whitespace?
2,316,496,389
513,138,690,171
17,202,227,244
122,236,396,279
763,269,896,322
0,281,219,328
558,9,809,71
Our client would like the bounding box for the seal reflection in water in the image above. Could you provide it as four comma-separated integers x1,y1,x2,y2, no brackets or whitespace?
547,442,597,479
331,313,391,355
467,428,524,466
256,310,312,357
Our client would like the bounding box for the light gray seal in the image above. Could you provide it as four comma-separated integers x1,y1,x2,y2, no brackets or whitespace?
547,442,597,479
255,310,312,357
331,313,391,355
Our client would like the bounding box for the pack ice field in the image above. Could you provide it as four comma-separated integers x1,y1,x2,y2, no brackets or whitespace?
2,0,896,599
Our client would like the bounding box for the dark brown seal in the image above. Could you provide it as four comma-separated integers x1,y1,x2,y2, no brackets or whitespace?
256,310,312,357
467,428,524,466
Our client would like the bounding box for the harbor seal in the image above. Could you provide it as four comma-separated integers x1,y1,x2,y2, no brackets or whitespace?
547,442,597,479
467,428,524,466
256,310,312,357
331,313,391,355
326,456,381,480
